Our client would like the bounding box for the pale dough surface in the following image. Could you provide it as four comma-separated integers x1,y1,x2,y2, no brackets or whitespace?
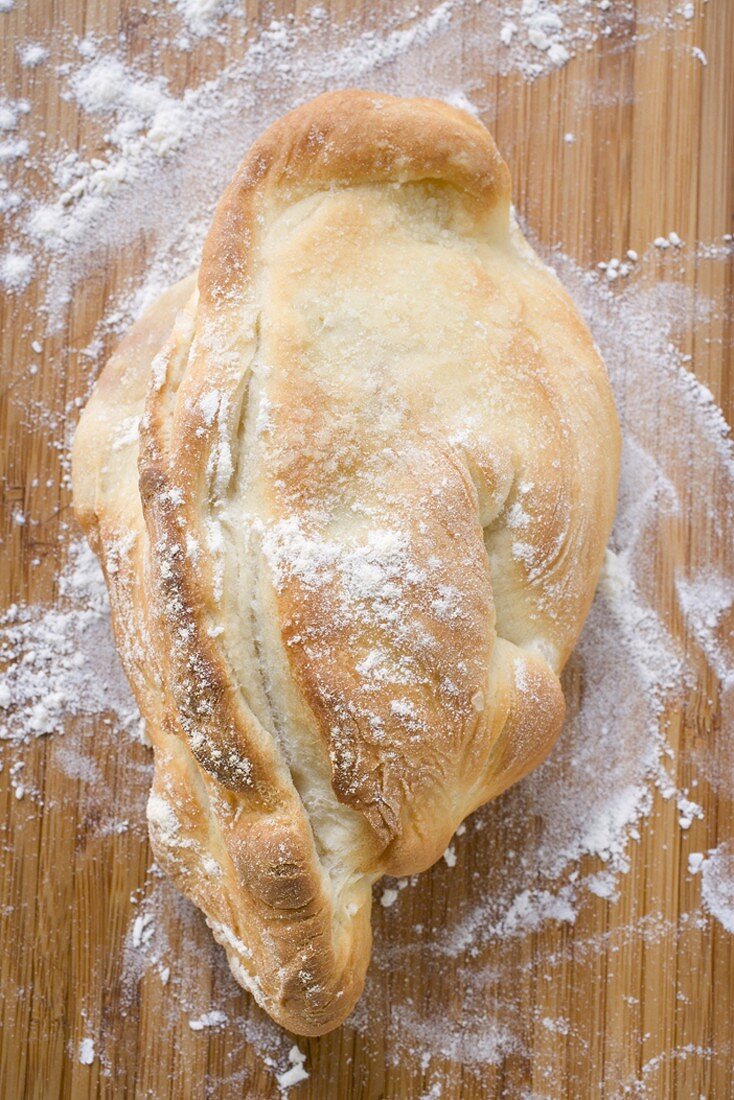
72,90,620,1035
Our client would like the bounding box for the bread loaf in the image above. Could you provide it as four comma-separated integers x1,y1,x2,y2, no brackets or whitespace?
72,91,620,1035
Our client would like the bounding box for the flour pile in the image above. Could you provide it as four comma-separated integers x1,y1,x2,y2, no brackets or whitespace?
1,0,731,1093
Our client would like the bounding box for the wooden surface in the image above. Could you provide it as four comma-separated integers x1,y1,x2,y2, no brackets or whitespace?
1,1,733,1097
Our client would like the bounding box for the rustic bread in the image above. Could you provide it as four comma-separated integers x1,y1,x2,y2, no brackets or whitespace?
72,90,620,1035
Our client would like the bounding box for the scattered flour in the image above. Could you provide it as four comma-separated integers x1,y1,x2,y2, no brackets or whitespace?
189,1009,227,1030
276,1045,309,1090
17,42,49,67
381,887,399,908
0,541,138,745
78,1037,96,1064
67,55,189,155
0,249,33,291
0,97,30,131
700,843,734,934
676,572,734,689
171,0,240,37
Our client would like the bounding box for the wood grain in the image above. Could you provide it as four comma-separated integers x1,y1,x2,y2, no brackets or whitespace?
1,1,732,1097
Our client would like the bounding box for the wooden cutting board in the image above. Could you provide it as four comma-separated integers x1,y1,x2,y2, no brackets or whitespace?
1,1,732,1097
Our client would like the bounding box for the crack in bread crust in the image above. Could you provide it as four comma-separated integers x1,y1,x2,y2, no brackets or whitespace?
72,91,620,1035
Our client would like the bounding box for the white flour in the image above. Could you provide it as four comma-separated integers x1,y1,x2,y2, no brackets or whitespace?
1,0,731,1093
78,1037,96,1064
0,541,138,745
0,248,33,290
700,843,734,934
676,572,734,690
170,0,241,38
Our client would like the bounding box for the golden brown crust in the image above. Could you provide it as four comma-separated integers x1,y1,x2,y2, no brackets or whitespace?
72,90,620,1034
